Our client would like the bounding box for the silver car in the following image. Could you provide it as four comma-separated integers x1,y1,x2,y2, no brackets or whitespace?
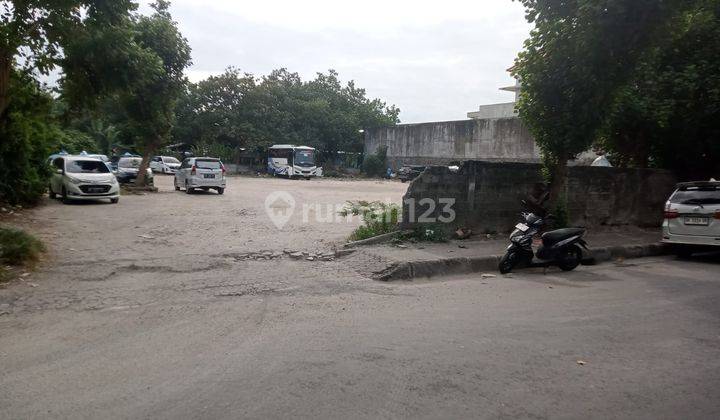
662,181,720,257
174,157,226,195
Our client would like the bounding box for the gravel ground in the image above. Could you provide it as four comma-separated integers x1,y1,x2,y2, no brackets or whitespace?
1,176,719,419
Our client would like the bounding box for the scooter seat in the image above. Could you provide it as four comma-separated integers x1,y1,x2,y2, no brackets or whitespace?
542,228,585,246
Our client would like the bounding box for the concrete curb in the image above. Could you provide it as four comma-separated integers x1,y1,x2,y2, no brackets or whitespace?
374,242,671,281
343,230,414,248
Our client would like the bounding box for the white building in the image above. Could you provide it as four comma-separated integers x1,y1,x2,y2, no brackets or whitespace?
467,80,521,120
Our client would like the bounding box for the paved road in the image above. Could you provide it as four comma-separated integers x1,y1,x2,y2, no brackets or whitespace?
1,177,719,419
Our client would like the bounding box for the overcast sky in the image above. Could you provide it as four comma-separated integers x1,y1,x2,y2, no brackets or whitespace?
139,0,532,123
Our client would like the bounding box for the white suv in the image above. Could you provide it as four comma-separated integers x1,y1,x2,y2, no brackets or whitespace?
662,181,720,257
49,156,120,204
174,157,226,195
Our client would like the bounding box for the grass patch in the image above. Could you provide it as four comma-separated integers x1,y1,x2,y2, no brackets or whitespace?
339,200,401,241
0,227,46,267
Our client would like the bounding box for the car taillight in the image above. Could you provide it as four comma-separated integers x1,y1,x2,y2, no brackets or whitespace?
190,165,196,175
664,210,679,219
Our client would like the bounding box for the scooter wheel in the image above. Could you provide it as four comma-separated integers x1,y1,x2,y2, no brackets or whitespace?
558,246,582,271
499,252,518,274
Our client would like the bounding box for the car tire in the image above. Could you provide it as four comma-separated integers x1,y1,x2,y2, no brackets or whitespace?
61,187,70,204
217,188,224,195
110,197,119,204
185,181,193,194
174,178,180,191
49,185,56,199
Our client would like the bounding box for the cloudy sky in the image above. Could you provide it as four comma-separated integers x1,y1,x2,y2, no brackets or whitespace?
139,0,532,123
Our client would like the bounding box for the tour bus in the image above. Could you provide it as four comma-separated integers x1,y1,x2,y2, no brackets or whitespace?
267,145,323,179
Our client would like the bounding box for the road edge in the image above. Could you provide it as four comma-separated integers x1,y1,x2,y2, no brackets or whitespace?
373,242,671,281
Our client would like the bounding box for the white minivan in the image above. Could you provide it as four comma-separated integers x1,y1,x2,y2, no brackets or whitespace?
49,156,120,204
174,157,226,195
150,156,182,174
662,181,720,257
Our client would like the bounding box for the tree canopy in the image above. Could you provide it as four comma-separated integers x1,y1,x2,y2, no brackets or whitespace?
511,0,703,200
174,67,400,156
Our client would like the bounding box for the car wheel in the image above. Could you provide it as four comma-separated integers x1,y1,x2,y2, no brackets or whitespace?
48,185,56,199
174,178,180,191
185,180,193,194
61,186,70,204
110,197,119,204
217,187,224,195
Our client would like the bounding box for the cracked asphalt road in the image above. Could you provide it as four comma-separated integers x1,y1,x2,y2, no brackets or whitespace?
2,176,720,419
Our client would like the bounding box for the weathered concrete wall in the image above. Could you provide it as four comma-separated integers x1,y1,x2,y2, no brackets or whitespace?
365,118,540,169
401,161,677,233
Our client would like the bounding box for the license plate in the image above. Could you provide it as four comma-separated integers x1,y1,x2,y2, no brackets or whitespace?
204,174,215,179
88,187,105,193
515,223,529,232
684,217,709,226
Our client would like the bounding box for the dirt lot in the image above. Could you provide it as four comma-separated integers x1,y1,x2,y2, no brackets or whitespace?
2,176,720,419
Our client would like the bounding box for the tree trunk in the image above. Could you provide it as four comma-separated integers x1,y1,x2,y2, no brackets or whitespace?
0,52,12,122
547,158,569,210
135,140,160,186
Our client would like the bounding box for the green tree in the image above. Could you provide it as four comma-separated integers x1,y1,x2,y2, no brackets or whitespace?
600,0,720,180
511,0,696,204
0,70,56,204
119,0,191,185
0,0,134,120
173,68,399,159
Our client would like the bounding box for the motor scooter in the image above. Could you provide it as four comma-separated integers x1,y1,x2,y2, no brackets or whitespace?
498,202,589,274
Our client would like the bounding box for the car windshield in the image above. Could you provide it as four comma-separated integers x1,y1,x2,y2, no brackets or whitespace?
164,157,180,164
119,157,142,168
671,187,720,205
295,150,315,167
66,160,110,174
196,159,221,169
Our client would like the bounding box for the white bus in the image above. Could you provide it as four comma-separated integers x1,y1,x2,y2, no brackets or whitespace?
267,145,323,179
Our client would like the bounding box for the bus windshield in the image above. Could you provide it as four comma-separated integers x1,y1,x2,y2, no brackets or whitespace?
294,149,315,167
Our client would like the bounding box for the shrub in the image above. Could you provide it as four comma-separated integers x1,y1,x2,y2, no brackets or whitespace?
0,227,46,266
0,71,58,205
361,146,387,177
339,200,400,241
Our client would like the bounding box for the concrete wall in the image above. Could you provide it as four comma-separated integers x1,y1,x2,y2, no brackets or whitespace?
401,161,677,233
365,118,540,170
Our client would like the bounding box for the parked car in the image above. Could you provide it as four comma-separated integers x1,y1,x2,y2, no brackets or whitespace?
150,156,182,174
174,157,226,194
114,156,154,185
662,181,720,257
85,154,113,172
49,156,119,204
398,165,427,182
